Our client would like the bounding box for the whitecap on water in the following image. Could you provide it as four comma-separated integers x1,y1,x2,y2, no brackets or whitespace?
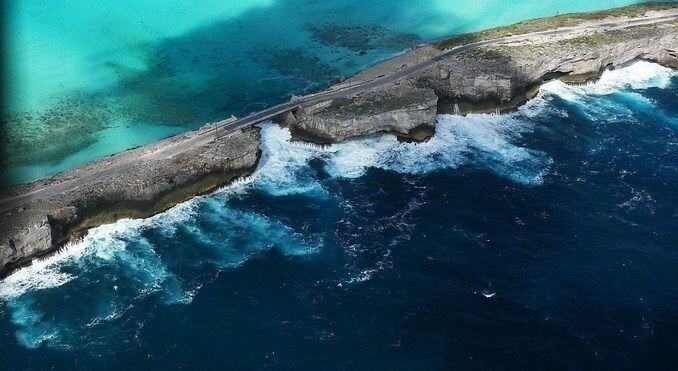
594,61,675,92
538,61,676,122
0,239,91,300
320,113,551,185
0,181,319,349
259,61,671,188
515,61,678,133
250,110,551,186
253,123,327,196
4,61,671,351
541,61,675,100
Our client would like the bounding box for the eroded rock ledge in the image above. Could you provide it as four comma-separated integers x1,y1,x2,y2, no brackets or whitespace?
280,14,676,144
425,23,678,115
0,124,260,276
282,86,438,143
1,4,677,277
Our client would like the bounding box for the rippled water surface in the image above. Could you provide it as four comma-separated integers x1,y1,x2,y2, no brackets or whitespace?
2,0,657,184
0,62,676,369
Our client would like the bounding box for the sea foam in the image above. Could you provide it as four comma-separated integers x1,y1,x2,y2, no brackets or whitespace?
1,61,673,350
539,61,676,104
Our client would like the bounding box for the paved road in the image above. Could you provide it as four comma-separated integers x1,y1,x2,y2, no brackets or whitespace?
1,13,676,212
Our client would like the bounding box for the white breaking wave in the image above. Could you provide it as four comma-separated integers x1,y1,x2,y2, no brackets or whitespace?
256,113,551,187
526,61,676,125
1,60,673,350
592,61,675,92
539,61,676,101
0,257,76,300
253,123,326,196
0,196,201,302
0,178,319,349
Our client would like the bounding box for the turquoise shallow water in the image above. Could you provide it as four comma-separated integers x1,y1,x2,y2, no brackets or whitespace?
0,0,661,184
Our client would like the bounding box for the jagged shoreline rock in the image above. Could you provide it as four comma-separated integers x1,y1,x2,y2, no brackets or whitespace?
281,8,677,144
1,4,676,277
281,86,438,143
331,16,677,118
423,23,678,115
0,123,260,276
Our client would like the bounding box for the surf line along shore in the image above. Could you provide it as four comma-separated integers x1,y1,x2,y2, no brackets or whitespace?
1,3,677,277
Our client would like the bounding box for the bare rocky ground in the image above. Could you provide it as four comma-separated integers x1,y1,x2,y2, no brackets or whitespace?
0,124,260,275
281,86,438,143
1,4,676,277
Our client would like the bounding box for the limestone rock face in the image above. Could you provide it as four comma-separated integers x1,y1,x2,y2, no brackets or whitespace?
0,217,52,273
291,86,438,143
417,23,678,113
456,74,513,102
0,125,261,276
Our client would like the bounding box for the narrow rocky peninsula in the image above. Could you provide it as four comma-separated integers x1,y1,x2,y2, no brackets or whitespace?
0,124,260,275
1,3,677,277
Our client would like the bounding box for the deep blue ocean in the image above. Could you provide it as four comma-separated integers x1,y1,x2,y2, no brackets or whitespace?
1,62,677,369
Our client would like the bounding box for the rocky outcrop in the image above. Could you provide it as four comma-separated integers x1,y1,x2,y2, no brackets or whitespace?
0,123,260,276
1,6,676,278
286,86,438,143
417,23,678,114
285,17,677,138
0,217,52,275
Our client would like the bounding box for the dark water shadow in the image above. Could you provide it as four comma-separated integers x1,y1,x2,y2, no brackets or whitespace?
4,0,662,180
0,0,429,175
0,0,9,168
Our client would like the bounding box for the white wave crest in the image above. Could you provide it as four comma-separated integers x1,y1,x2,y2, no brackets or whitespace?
254,123,326,195
1,178,320,349
0,241,89,300
540,61,676,101
3,60,671,351
595,61,675,92
253,114,551,187
324,114,550,185
0,199,201,303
